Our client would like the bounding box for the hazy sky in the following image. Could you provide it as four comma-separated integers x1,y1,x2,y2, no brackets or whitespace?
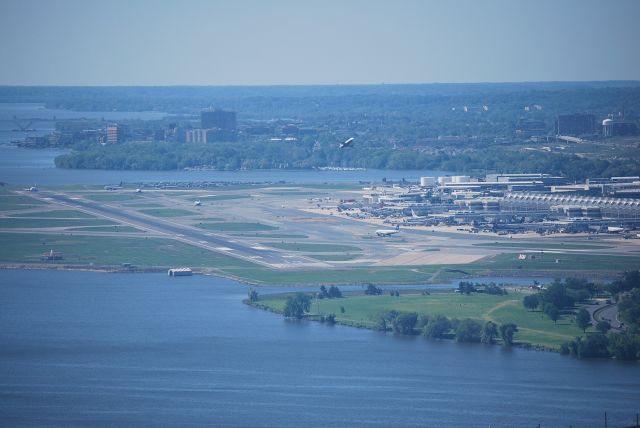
1,0,639,85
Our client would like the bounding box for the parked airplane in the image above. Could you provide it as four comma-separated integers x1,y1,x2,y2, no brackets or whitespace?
339,137,354,148
376,225,400,237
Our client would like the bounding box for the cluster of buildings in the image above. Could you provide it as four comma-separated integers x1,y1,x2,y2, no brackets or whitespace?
343,173,640,235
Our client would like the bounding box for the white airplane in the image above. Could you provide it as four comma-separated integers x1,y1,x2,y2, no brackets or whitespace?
340,137,354,148
411,209,426,219
193,200,202,206
376,225,400,237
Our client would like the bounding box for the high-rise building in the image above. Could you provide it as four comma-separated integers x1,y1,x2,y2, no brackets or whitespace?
106,125,124,144
201,109,237,131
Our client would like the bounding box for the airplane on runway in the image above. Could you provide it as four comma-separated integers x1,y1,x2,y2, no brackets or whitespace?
339,137,354,148
376,225,400,237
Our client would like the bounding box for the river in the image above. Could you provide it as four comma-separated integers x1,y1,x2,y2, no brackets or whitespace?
1,270,638,427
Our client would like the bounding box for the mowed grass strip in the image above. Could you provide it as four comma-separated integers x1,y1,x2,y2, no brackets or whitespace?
263,242,361,252
9,209,97,219
85,193,141,202
0,218,117,228
139,208,197,217
0,232,256,268
473,242,612,250
188,194,250,202
256,291,585,349
67,226,142,233
197,222,278,232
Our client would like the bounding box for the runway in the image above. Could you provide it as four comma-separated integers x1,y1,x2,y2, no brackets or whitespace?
30,191,329,269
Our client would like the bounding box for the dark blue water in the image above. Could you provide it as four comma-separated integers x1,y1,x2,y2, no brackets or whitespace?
1,270,638,427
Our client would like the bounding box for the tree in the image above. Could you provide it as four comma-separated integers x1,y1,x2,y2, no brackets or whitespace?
328,285,342,298
545,304,560,324
607,332,640,360
455,319,482,342
392,312,418,335
596,321,611,334
481,321,499,344
248,289,259,302
364,284,383,295
319,285,329,299
499,323,518,346
422,315,451,339
575,308,591,333
283,293,312,319
523,294,540,311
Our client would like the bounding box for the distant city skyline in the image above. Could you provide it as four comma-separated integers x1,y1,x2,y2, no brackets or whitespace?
1,0,639,86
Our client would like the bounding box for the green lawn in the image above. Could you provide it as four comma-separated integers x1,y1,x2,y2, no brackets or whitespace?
256,291,586,349
263,242,362,252
139,208,197,217
196,222,278,232
0,218,117,228
9,209,96,219
0,232,257,268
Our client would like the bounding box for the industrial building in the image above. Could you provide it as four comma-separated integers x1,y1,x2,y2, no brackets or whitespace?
556,114,595,136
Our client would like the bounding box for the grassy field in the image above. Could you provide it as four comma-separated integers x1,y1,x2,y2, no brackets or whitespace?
0,218,117,228
0,194,47,210
0,232,257,268
139,208,197,217
255,290,586,349
473,242,612,250
466,252,640,272
263,242,362,252
196,222,278,232
9,209,97,219
121,203,166,208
